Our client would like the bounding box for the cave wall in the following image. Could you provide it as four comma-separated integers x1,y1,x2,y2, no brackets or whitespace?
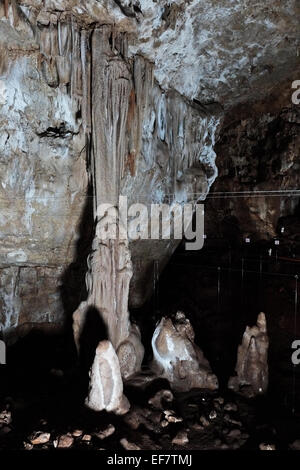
0,2,220,338
0,9,89,338
205,103,300,243
0,0,299,339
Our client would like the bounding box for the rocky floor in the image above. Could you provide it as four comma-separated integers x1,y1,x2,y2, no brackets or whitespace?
1,357,300,451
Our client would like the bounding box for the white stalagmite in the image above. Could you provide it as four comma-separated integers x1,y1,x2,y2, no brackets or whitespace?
73,25,145,388
228,312,269,397
151,312,218,392
85,340,130,415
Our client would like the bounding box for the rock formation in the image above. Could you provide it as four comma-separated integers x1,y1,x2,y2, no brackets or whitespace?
0,1,298,372
151,312,218,392
85,339,130,415
73,212,144,379
148,389,174,410
228,312,269,397
0,0,298,448
72,19,214,379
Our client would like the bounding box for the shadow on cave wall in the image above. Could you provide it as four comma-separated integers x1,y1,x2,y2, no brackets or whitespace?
59,182,95,354
78,306,108,373
58,182,109,397
75,306,108,399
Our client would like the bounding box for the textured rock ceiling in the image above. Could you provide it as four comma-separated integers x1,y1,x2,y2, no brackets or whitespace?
18,0,300,107
131,0,300,108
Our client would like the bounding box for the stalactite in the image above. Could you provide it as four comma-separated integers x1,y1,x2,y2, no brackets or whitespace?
80,29,91,134
91,26,132,208
157,94,166,142
39,27,52,57
49,15,58,57
70,17,82,103
35,13,93,140
125,56,153,179
42,56,59,88
4,0,9,19
56,54,71,86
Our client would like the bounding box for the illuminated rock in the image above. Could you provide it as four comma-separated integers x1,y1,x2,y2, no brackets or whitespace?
85,340,130,415
228,312,269,397
151,312,218,392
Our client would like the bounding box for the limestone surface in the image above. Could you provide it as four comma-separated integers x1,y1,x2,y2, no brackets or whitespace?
228,312,269,397
85,340,130,415
0,0,298,340
151,312,218,391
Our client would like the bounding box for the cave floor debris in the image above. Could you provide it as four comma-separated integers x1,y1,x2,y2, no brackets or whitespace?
1,358,300,451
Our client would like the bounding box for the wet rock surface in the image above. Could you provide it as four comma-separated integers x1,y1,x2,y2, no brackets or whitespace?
0,2,220,339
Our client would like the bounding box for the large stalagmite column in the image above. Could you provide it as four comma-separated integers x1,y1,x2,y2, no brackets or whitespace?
73,26,144,390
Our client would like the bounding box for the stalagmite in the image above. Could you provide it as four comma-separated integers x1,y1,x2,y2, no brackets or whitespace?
73,25,144,388
117,324,145,380
151,312,218,392
228,312,269,397
85,340,130,415
72,211,144,379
